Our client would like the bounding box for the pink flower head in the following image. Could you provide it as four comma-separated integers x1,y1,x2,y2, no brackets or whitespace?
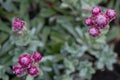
88,27,100,37
27,66,39,77
92,6,102,16
105,9,116,20
12,18,25,31
13,65,25,77
32,51,42,62
95,14,109,28
85,17,93,26
18,53,32,68
85,6,116,37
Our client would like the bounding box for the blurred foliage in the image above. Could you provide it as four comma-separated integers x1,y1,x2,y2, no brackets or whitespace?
0,0,120,80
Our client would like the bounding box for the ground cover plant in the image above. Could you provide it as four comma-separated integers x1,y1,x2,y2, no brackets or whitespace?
0,0,120,80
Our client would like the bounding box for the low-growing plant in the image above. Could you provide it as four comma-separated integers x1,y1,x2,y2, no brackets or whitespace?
0,0,120,80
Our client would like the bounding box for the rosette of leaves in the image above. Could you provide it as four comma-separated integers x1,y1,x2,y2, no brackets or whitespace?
61,43,95,80
79,61,95,79
90,45,117,70
58,20,117,79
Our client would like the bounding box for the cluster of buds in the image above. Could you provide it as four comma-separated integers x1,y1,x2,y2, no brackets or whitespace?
12,18,27,35
13,52,42,77
85,6,116,37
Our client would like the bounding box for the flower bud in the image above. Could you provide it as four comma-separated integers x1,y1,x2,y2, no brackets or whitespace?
105,9,116,21
13,65,25,77
12,18,25,31
27,66,39,77
85,17,93,26
32,51,42,63
92,6,101,16
88,27,100,37
95,14,109,28
18,53,32,68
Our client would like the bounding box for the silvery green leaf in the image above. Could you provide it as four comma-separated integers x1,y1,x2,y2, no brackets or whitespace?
41,56,54,62
62,0,78,6
11,30,31,46
62,75,72,80
53,54,64,62
26,75,34,80
96,62,104,69
60,3,69,8
40,8,56,17
61,22,78,38
29,40,44,51
2,75,9,80
41,66,52,72
64,59,75,72
95,35,106,43
100,25,110,35
42,27,50,46
79,61,95,79
81,0,103,9
107,27,120,41
106,63,113,70
75,27,84,39
80,68,87,77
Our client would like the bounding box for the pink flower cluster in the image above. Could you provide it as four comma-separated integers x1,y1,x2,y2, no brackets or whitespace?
12,18,25,31
85,6,116,37
13,52,42,77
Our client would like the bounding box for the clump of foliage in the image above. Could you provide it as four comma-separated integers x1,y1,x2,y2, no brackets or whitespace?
0,0,120,80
